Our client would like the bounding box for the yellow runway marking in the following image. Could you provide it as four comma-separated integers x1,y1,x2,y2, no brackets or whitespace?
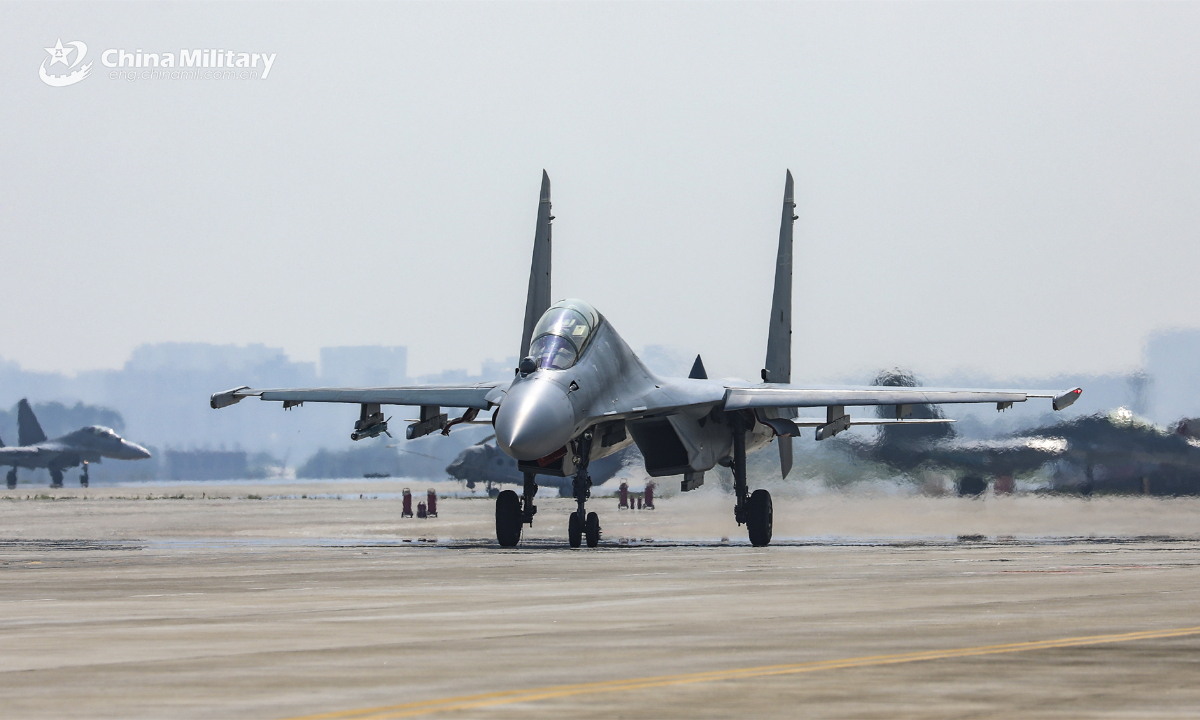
284,625,1200,720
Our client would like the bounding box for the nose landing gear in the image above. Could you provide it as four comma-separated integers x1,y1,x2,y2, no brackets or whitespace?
570,431,600,548
6,468,15,490
79,462,89,488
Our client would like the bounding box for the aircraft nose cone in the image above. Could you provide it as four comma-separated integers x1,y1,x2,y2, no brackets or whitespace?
495,379,575,461
124,441,152,460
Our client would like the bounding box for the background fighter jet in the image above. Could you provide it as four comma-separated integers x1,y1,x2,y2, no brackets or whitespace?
211,170,1082,548
0,399,152,488
838,371,1200,496
445,436,635,496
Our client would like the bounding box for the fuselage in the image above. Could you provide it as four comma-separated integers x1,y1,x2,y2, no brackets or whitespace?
0,426,151,470
494,300,772,479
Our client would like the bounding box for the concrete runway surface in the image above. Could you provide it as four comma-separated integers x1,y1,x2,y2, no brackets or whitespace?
2,482,1199,719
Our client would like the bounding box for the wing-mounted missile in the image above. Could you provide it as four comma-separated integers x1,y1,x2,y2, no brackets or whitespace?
351,403,391,441
406,405,448,440
752,407,954,442
815,406,851,441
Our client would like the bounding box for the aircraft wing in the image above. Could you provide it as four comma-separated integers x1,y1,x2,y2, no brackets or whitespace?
723,385,1082,412
0,446,46,464
210,382,509,410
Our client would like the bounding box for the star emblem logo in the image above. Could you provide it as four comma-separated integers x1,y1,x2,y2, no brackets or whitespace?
44,38,74,66
39,39,91,87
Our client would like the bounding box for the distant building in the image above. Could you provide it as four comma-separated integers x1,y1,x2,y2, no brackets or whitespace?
320,346,407,386
166,450,248,481
1145,329,1200,425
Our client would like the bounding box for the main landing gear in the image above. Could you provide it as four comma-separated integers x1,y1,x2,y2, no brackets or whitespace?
495,472,541,548
49,468,64,489
731,415,772,547
570,431,600,548
79,462,89,488
6,468,15,490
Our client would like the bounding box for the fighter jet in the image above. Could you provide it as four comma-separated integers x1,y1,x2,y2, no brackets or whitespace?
211,170,1081,547
1,399,152,488
446,435,635,497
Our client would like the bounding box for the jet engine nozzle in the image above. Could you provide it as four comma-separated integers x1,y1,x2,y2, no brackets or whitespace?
494,379,575,461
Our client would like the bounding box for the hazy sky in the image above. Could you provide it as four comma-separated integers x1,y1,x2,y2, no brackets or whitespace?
3,2,1199,382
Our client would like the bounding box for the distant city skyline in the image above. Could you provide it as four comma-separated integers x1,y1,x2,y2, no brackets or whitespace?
3,3,1200,382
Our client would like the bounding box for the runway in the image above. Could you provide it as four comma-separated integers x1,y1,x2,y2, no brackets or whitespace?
2,486,1199,718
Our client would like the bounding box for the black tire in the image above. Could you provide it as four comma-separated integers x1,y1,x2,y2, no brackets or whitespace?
6,469,15,490
746,489,773,547
495,490,522,547
568,511,583,548
585,512,600,548
958,476,987,497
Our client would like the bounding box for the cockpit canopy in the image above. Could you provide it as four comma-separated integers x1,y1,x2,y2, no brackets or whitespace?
85,426,119,439
528,299,600,370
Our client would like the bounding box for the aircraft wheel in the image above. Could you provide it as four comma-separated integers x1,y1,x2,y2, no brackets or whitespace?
746,489,773,547
495,490,522,547
6,469,15,490
568,511,583,548
585,512,600,548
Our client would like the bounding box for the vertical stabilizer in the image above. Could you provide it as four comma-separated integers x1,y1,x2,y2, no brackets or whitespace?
764,171,797,477
764,170,795,384
17,399,47,446
519,170,553,359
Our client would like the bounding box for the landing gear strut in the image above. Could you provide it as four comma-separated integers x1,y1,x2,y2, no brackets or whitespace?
730,414,772,547
570,431,599,548
521,472,538,525
79,462,89,488
49,468,63,489
6,468,15,490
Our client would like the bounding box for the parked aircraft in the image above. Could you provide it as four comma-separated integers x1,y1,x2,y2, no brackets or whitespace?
844,376,1200,496
446,435,635,496
0,399,152,488
211,171,1081,547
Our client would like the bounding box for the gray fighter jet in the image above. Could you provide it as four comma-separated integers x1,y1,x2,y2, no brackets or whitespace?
446,435,634,497
0,399,152,488
211,170,1082,548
